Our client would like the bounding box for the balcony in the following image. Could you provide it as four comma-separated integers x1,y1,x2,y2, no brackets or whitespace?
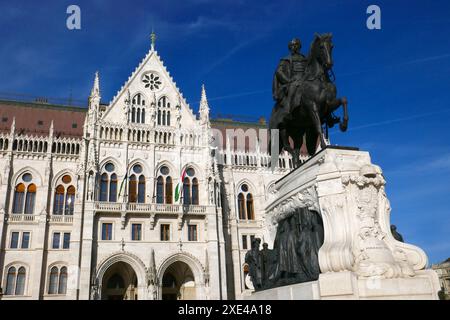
8,214,37,223
94,202,211,215
49,215,74,224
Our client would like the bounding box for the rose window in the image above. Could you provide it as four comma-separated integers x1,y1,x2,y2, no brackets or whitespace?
142,72,162,91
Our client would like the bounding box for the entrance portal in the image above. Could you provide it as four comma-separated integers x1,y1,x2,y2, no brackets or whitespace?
101,261,138,300
161,261,196,300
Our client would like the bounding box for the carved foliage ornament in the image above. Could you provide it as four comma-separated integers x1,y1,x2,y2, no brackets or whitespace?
342,165,414,278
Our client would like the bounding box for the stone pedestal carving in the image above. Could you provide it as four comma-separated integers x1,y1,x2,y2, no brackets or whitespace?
249,147,440,300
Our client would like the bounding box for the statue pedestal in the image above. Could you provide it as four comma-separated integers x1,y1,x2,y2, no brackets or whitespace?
250,147,440,300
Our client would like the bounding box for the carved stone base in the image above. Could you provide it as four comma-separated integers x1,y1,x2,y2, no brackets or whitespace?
244,270,440,300
260,146,440,299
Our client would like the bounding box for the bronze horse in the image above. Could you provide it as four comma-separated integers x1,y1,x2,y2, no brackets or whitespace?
269,33,349,168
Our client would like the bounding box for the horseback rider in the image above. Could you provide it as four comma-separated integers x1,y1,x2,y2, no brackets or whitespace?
272,38,308,118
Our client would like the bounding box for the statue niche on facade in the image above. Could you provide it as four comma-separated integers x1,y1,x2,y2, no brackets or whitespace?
269,34,349,167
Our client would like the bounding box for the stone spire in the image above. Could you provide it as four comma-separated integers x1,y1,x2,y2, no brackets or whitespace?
90,71,100,99
199,84,210,126
88,71,101,129
150,29,156,51
49,120,54,138
10,117,15,136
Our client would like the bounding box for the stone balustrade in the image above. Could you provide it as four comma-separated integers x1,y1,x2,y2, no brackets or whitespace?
94,202,211,215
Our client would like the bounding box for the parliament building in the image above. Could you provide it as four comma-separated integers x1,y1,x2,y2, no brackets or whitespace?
0,37,298,300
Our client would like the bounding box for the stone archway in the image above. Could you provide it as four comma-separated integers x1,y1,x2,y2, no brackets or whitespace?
158,253,205,300
101,261,137,300
161,261,196,300
96,252,147,300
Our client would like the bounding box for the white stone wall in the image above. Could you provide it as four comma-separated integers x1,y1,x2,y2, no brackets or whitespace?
0,45,293,300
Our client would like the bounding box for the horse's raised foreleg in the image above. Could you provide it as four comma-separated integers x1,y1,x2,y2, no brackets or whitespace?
326,97,349,131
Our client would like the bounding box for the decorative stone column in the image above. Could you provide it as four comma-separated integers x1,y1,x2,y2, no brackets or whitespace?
261,147,440,300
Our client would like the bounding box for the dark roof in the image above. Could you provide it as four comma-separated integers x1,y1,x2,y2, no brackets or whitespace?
0,99,267,143
0,99,87,138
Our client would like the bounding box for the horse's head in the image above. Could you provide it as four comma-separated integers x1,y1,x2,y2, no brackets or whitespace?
311,33,334,70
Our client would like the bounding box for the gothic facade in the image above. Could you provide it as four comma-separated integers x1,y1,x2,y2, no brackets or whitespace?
0,40,296,300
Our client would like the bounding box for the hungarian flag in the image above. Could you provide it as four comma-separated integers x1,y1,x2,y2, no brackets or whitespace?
174,168,186,203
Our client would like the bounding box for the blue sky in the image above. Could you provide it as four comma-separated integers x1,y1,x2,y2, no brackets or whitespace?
0,0,449,264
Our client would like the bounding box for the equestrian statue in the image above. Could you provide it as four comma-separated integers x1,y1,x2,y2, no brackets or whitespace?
269,33,349,168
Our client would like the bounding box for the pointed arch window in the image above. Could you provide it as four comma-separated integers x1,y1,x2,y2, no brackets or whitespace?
5,266,16,295
5,265,26,296
99,163,117,202
138,175,146,203
238,193,246,220
130,93,146,124
157,96,171,127
65,186,75,215
182,167,199,205
165,176,173,204
13,183,25,214
12,173,37,214
53,175,76,215
48,266,68,295
128,175,137,203
109,174,117,202
15,266,26,295
156,176,164,204
53,185,65,214
183,177,191,205
58,267,68,294
128,164,145,203
237,184,254,220
49,266,59,294
100,173,108,201
192,178,199,205
156,166,172,204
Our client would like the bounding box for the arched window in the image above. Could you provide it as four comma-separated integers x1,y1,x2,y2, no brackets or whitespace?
100,173,108,201
48,266,68,295
128,175,137,203
128,164,145,203
5,266,26,296
157,96,171,127
65,186,75,215
183,177,191,205
157,176,164,204
182,167,198,205
24,184,36,214
138,175,146,203
238,193,246,220
192,178,199,205
53,185,65,215
13,183,25,214
165,176,173,204
237,183,254,220
53,175,76,215
12,173,37,214
246,194,254,220
130,93,146,124
99,163,117,202
156,166,172,204
48,266,59,294
5,266,16,295
58,267,68,294
109,174,117,202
